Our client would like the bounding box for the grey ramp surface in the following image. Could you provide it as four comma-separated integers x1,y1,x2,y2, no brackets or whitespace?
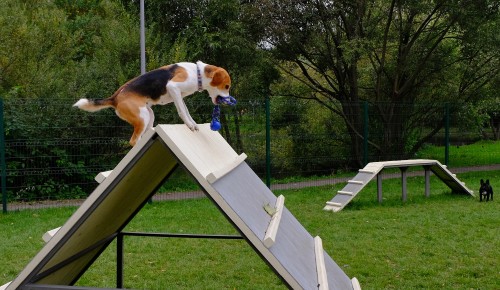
212,162,353,290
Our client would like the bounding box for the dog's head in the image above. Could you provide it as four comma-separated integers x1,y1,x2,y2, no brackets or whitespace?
204,65,232,105
479,179,492,194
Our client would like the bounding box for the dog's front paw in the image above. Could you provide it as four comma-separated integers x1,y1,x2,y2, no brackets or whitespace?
186,122,199,131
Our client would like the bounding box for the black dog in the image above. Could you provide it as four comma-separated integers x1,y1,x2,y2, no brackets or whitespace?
479,179,493,202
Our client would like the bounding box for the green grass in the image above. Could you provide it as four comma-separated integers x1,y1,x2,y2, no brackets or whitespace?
416,140,500,167
1,170,499,289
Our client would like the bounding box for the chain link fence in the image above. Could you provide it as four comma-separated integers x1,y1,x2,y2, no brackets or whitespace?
1,97,498,211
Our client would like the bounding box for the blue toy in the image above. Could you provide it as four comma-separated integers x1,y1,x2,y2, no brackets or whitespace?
211,95,237,131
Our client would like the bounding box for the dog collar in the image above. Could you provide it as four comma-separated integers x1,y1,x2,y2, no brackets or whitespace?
197,64,203,92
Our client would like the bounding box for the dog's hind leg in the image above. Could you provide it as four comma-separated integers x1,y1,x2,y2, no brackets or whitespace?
115,99,148,146
128,116,147,146
147,106,155,128
130,106,152,146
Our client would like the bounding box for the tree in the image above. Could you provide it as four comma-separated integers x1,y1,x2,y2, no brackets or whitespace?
0,0,145,199
243,0,499,165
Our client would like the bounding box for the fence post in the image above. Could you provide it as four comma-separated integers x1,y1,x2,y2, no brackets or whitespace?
444,103,450,166
0,98,7,213
363,101,369,166
265,96,271,188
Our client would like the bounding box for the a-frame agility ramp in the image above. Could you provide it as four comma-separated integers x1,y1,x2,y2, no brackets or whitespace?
324,159,474,212
4,124,360,290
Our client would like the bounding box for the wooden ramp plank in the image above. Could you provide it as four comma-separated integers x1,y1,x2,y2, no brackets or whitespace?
209,163,353,289
428,163,474,195
324,159,474,212
206,153,247,184
314,236,329,290
263,195,285,248
156,124,355,289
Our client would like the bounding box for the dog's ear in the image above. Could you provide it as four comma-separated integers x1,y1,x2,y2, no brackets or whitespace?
480,179,484,185
210,69,224,87
210,69,230,89
205,65,223,85
486,179,490,185
205,65,230,89
204,65,216,78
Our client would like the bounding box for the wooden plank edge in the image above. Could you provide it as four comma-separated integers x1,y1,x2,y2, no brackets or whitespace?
325,201,342,207
263,195,285,248
352,277,362,290
0,282,11,290
323,206,342,212
323,201,343,212
206,153,247,184
42,227,61,243
337,190,354,196
348,180,364,185
94,127,158,183
314,236,329,290
432,162,475,196
94,170,112,184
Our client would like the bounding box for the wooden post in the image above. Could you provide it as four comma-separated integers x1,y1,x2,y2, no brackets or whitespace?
401,167,408,202
424,166,431,198
377,173,383,203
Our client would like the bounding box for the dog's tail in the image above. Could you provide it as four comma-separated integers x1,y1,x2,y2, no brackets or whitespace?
73,98,115,112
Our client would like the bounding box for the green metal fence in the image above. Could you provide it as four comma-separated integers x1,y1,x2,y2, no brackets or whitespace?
1,97,498,212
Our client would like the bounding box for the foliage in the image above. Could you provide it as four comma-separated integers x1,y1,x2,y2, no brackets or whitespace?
0,0,141,200
0,0,498,201
242,0,500,165
269,97,351,176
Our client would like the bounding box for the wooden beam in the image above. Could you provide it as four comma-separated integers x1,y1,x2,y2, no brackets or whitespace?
263,195,285,248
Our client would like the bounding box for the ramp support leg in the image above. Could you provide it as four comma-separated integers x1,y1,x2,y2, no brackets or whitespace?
424,166,431,198
401,167,408,202
117,233,124,288
377,173,383,203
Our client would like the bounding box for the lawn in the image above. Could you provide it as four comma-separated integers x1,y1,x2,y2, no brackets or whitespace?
0,170,498,289
416,140,500,167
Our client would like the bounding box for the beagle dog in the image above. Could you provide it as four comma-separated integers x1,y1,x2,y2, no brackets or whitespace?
73,61,232,146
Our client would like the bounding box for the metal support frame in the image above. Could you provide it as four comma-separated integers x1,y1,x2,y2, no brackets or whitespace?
30,234,118,285
20,231,243,289
116,231,243,289
22,285,116,290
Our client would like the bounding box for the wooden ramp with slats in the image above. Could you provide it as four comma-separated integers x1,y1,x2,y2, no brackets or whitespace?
324,159,474,212
4,124,360,290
